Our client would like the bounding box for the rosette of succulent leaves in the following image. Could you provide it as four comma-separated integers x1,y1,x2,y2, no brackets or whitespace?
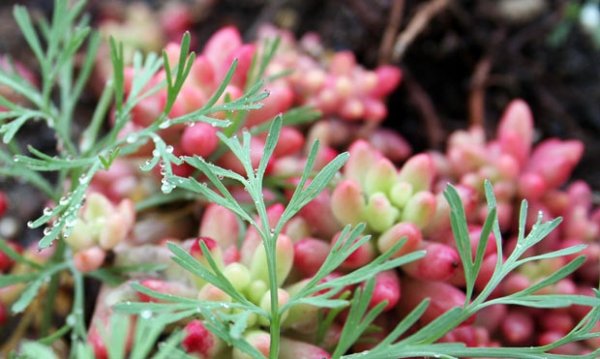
0,1,598,358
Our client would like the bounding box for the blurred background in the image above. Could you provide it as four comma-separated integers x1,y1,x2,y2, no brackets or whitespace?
1,0,599,186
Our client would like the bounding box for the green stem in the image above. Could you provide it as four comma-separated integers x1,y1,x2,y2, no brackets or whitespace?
39,323,71,345
265,236,280,359
69,257,87,339
40,241,66,336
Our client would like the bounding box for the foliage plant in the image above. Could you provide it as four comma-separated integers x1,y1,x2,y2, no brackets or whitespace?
0,1,599,358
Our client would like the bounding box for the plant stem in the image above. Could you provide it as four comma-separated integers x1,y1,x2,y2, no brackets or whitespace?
40,241,66,336
69,258,87,340
266,237,280,359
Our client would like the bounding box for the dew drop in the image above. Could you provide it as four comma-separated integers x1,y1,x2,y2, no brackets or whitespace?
43,207,53,216
165,145,174,154
65,218,76,228
161,181,174,194
79,174,90,184
126,134,138,143
66,314,76,326
515,243,523,251
43,227,52,235
27,220,34,228
140,310,153,319
158,121,170,129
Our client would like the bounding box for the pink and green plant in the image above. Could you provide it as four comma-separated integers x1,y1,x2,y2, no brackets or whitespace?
0,1,598,358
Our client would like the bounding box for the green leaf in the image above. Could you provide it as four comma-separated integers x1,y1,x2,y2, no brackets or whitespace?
444,184,473,301
161,32,195,116
515,256,586,296
482,182,503,263
299,151,349,206
0,238,42,269
375,299,430,349
114,302,198,315
13,6,45,67
517,244,587,264
1,113,35,143
168,242,258,309
12,276,44,313
278,141,347,229
0,150,56,199
0,273,38,287
129,282,197,305
134,189,196,212
332,279,386,358
130,315,166,359
98,147,121,170
251,106,320,134
246,36,281,91
173,159,253,224
493,294,600,308
227,311,252,340
72,31,100,106
14,145,95,171
204,60,238,110
257,115,282,180
317,249,425,296
184,157,245,182
292,297,349,309
472,205,496,291
19,341,58,359
522,216,562,250
38,324,71,345
35,162,99,249
400,307,466,345
197,240,258,306
0,70,42,106
152,331,187,359
316,291,351,345
80,80,113,153
109,37,125,113
103,314,130,359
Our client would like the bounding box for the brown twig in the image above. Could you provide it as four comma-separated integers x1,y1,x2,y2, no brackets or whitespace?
468,56,492,127
404,72,445,149
347,0,385,33
392,0,451,62
468,29,506,128
378,0,405,65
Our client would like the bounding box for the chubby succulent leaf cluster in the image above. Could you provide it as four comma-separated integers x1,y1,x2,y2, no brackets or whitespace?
0,1,599,359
